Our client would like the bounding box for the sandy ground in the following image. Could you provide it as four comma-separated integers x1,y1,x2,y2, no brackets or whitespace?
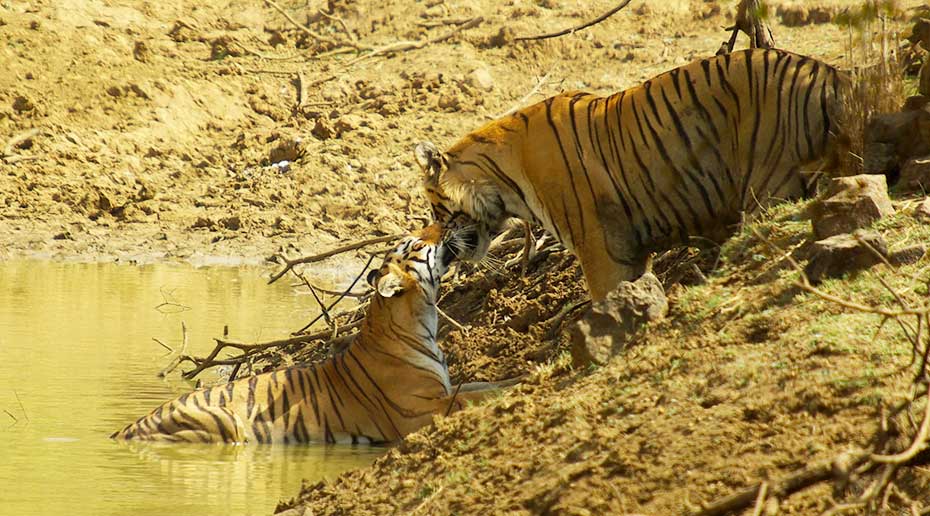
4,0,930,514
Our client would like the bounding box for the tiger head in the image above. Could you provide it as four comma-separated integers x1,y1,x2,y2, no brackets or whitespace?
366,223,460,306
415,140,511,264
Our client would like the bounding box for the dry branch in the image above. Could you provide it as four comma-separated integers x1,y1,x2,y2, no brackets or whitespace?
262,0,366,51
268,233,401,284
302,17,484,89
514,0,633,42
719,0,775,54
492,72,552,119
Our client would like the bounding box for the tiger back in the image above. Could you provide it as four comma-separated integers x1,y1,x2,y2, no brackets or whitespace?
417,48,851,302
111,224,508,444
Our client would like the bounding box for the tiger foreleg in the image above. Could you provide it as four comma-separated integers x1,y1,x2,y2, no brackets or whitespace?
442,376,523,414
503,220,536,276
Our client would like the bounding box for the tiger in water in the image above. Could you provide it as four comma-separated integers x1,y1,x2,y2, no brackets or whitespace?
112,224,516,444
418,48,851,302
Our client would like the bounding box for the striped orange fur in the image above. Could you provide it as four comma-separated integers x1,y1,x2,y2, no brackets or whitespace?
419,48,851,301
112,224,516,444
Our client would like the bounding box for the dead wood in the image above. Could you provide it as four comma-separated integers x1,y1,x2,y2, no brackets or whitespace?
514,0,633,42
719,0,775,54
268,233,401,285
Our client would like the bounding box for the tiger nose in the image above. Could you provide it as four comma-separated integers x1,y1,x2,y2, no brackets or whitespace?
417,223,443,243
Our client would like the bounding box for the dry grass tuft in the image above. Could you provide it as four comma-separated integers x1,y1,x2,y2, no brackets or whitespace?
835,0,910,176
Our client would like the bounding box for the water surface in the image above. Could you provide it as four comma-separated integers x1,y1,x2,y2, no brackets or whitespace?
0,261,381,516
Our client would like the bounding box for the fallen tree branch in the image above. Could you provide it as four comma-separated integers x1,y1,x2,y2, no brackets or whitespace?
303,17,483,89
514,0,633,42
268,233,401,284
166,320,363,380
491,72,552,119
262,0,366,51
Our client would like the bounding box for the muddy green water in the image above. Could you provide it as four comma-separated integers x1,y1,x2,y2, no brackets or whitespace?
0,261,382,516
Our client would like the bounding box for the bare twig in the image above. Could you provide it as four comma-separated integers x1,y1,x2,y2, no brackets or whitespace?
303,17,483,89
2,128,41,164
514,0,633,42
293,254,377,334
269,234,401,285
437,305,468,334
318,8,355,41
13,390,28,423
492,72,552,119
262,0,364,50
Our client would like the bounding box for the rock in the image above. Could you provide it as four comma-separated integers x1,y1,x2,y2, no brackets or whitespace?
269,138,302,163
311,118,333,140
569,273,667,368
219,216,241,231
333,114,362,136
12,95,34,112
805,230,888,283
889,244,926,266
916,197,930,221
810,175,895,239
486,27,515,48
468,68,494,91
133,41,150,63
909,18,930,52
899,155,930,192
865,106,930,174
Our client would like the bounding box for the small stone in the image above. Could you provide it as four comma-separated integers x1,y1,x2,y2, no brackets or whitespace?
486,27,515,48
219,216,241,231
805,230,888,283
569,273,667,368
269,138,301,162
53,231,72,240
899,155,930,192
889,245,926,266
311,118,333,140
191,216,213,229
916,197,930,221
810,175,895,239
133,41,150,63
468,68,494,91
333,114,362,136
12,96,34,112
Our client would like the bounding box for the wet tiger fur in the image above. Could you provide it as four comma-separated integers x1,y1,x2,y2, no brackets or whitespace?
111,224,515,444
418,48,851,302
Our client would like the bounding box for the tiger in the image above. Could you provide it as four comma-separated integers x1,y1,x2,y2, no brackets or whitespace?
418,48,851,302
111,223,516,444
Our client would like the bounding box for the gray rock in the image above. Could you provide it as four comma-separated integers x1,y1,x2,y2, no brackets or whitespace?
810,175,894,239
805,230,888,283
569,273,667,367
899,155,930,192
864,103,930,175
917,197,930,222
889,245,926,266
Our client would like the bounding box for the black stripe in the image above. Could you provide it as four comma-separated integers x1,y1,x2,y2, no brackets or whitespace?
544,97,587,245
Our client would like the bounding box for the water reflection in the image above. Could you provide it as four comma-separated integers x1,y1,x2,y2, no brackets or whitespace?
0,261,380,516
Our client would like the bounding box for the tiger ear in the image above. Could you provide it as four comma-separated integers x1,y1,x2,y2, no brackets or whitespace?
415,141,443,184
375,266,405,298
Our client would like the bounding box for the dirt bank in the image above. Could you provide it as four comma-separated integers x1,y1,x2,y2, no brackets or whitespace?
0,0,870,264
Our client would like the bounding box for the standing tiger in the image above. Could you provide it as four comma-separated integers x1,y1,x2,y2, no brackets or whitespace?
112,224,516,444
418,48,851,302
